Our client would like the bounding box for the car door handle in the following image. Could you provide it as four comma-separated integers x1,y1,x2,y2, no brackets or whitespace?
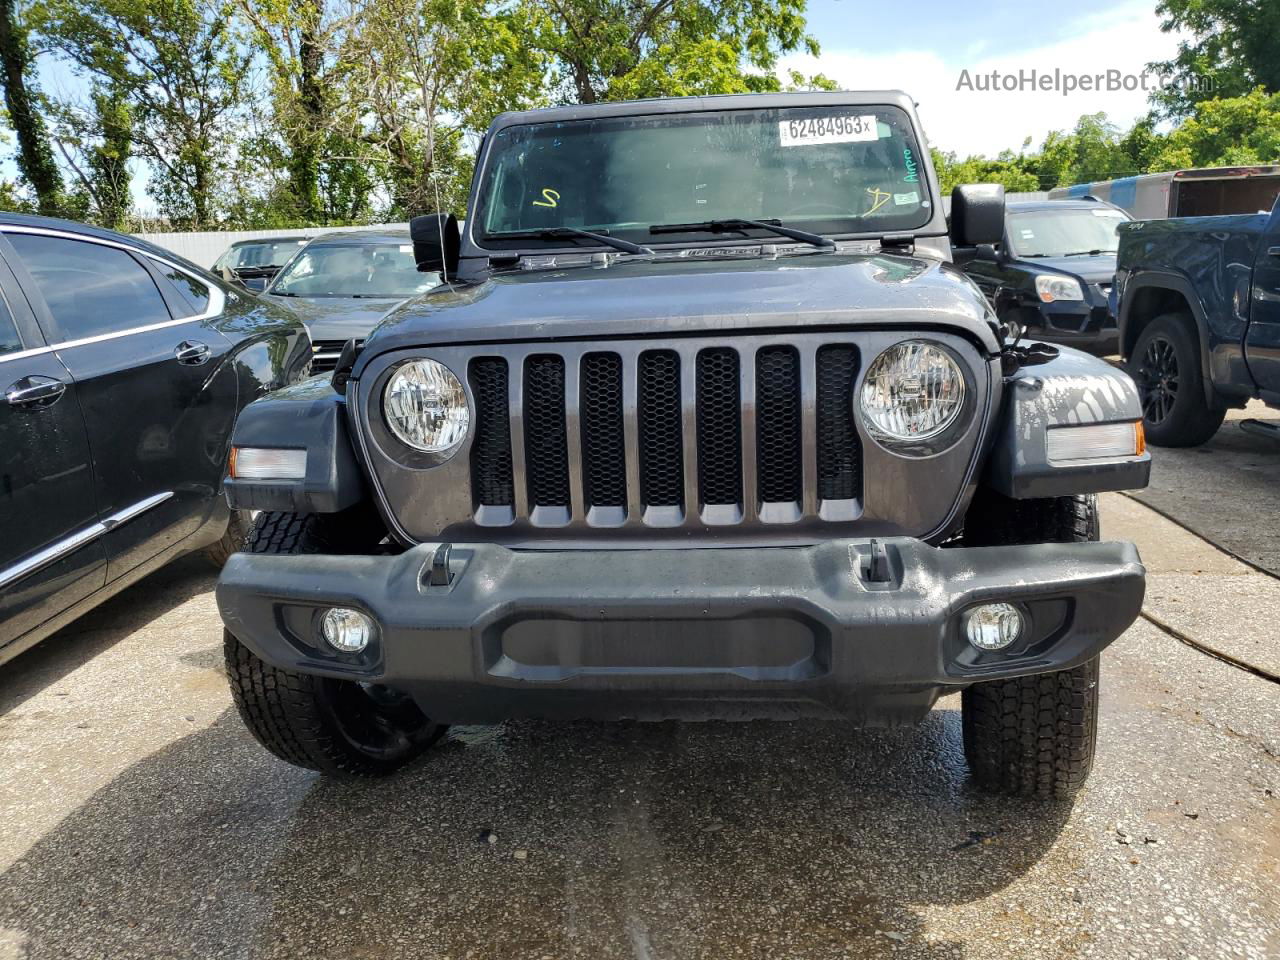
1269,246,1280,258
6,375,66,407
174,340,211,365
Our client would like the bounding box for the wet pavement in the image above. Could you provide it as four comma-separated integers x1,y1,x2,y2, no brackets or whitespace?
1,498,1278,959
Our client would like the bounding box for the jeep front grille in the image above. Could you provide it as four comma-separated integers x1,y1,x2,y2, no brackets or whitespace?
467,340,862,527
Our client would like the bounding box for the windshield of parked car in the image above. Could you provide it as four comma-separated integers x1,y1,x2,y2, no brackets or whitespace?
475,105,932,248
217,239,308,270
267,242,438,298
1007,208,1130,258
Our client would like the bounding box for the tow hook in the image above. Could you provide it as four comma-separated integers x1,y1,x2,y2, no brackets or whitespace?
860,538,893,584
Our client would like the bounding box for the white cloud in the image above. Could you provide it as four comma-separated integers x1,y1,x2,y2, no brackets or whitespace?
781,0,1185,158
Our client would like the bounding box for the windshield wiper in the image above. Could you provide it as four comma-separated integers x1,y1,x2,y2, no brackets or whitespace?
1062,249,1111,257
649,218,835,249
489,226,654,256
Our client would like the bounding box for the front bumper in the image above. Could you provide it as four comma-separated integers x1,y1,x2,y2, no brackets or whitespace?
1032,298,1118,351
217,538,1145,725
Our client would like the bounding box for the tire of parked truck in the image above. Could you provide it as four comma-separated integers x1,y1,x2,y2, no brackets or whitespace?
1127,313,1226,447
959,491,1102,800
223,510,446,777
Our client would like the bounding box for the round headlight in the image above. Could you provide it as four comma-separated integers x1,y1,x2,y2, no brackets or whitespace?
860,341,965,442
383,359,469,455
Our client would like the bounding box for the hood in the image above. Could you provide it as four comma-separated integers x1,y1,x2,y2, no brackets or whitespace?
358,252,1000,370
1018,254,1117,284
262,294,405,341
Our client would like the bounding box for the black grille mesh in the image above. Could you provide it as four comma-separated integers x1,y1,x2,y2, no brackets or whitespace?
696,348,742,505
816,345,860,500
637,350,683,507
523,355,570,507
756,346,802,503
469,358,514,506
580,352,626,507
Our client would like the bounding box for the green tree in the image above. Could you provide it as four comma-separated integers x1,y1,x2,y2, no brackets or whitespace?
1148,88,1280,170
1149,0,1280,118
48,85,133,227
930,147,1038,195
336,0,544,217
0,0,61,213
36,0,250,226
522,0,823,104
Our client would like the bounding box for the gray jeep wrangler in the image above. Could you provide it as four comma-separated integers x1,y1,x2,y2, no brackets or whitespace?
218,91,1150,798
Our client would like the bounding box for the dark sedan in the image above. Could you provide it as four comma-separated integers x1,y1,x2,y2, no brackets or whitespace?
262,229,440,371
962,199,1131,354
0,214,311,665
212,236,309,291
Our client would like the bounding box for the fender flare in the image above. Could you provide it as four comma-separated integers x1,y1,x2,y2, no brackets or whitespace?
1118,270,1217,407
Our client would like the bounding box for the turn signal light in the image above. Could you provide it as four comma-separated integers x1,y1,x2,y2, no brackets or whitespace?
1045,421,1145,464
229,446,307,480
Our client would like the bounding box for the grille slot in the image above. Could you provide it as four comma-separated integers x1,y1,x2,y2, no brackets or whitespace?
637,350,683,508
580,352,626,508
816,345,860,501
523,355,570,508
469,358,514,506
696,348,742,506
756,346,802,504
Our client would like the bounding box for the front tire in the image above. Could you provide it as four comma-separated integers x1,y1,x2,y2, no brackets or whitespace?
959,492,1102,799
224,510,445,777
1128,313,1225,447
204,508,252,569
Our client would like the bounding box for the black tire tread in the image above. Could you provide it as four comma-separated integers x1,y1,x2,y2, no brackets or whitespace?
960,492,1102,799
223,510,440,778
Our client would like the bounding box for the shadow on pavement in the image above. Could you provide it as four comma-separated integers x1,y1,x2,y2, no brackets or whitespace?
0,555,215,715
0,705,1075,959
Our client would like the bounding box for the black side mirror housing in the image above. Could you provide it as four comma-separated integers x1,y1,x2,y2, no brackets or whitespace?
410,213,460,277
950,184,1006,248
975,243,1001,263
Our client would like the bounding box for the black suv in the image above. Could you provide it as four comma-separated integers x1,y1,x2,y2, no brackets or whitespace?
963,199,1130,354
0,215,310,664
217,92,1150,799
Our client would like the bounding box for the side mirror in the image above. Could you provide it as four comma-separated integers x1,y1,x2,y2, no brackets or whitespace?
975,243,1001,263
950,184,1005,248
410,213,460,277
219,266,248,290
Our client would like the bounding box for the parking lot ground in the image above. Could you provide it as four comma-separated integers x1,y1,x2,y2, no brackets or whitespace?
1129,402,1280,576
1,497,1278,960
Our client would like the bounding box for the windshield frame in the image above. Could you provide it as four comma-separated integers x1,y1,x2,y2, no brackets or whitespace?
465,94,945,258
264,239,436,299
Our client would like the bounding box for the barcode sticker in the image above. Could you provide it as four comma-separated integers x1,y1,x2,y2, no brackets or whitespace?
779,115,880,147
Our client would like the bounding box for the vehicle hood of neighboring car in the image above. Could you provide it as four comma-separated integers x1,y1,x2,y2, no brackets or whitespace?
262,293,406,341
1017,254,1118,285
357,252,1001,371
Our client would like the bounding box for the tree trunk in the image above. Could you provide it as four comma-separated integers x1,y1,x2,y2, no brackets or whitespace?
0,0,61,214
290,0,325,221
90,86,131,228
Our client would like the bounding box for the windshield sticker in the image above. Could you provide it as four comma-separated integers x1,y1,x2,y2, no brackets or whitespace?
532,188,560,209
865,187,892,216
893,191,919,206
1020,229,1035,238
902,148,919,183
779,114,880,147
398,244,412,253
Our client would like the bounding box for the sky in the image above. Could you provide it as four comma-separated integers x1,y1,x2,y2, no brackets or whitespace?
785,0,1185,157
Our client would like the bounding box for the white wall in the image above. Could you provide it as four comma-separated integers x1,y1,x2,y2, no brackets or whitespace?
134,223,409,269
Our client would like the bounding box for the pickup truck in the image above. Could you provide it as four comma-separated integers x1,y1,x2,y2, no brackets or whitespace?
1115,197,1280,445
215,91,1150,800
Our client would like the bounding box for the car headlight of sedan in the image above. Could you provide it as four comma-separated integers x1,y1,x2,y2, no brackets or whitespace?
860,340,966,443
383,358,469,455
1035,275,1084,302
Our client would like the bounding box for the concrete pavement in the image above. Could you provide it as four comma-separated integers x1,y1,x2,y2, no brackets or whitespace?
0,493,1277,960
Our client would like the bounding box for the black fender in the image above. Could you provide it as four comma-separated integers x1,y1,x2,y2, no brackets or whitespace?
1118,270,1217,406
223,375,366,513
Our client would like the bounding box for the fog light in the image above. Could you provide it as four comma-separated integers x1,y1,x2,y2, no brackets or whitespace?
320,607,375,653
963,602,1024,652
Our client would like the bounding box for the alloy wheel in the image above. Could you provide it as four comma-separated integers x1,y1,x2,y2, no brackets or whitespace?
1137,335,1179,425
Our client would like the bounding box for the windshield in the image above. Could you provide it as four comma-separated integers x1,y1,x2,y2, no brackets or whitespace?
476,105,932,247
268,242,438,298
1007,208,1130,258
218,239,308,270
